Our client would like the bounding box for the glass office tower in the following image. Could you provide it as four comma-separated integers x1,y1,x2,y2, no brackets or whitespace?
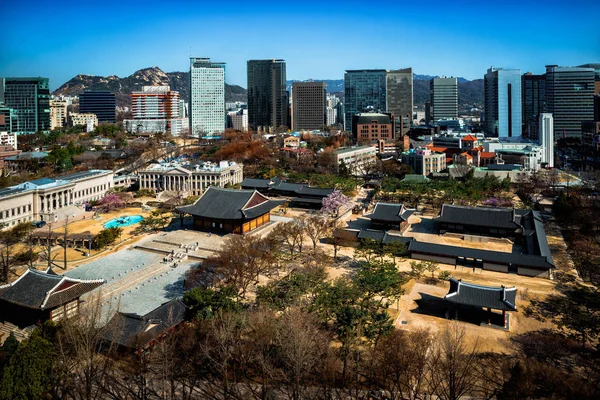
545,65,594,138
247,59,288,130
522,73,546,139
430,77,458,121
344,70,387,132
189,58,226,137
79,91,116,123
484,67,522,138
0,77,50,134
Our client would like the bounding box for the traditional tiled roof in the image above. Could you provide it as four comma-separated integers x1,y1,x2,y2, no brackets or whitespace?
240,177,334,199
104,299,187,349
241,178,273,189
408,241,554,270
295,186,335,197
435,204,521,230
461,134,478,142
445,278,517,311
365,202,415,222
0,269,105,310
177,186,283,220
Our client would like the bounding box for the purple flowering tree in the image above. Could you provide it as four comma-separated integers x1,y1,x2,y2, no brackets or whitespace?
98,193,124,211
321,190,350,217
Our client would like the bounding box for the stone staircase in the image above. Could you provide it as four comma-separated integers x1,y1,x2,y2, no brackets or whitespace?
0,321,34,343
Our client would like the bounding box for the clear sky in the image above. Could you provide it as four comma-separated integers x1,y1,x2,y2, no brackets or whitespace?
1,0,599,91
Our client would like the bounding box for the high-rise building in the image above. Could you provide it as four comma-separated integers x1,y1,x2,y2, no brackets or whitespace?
430,77,458,121
344,68,413,134
189,57,226,137
386,68,413,134
124,86,185,136
0,77,50,134
79,91,116,123
0,106,17,134
484,67,522,138
344,69,387,131
545,65,595,138
539,113,554,168
291,82,326,131
521,73,546,139
227,109,248,131
247,59,288,130
326,107,337,126
49,99,68,130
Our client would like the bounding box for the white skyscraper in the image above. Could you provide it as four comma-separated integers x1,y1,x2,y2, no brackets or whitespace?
189,57,226,137
539,113,554,168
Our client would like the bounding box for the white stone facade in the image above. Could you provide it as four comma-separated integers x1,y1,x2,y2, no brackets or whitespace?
0,170,114,229
139,161,243,196
333,146,377,176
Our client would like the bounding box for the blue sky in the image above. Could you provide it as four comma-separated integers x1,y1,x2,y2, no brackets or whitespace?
1,0,599,91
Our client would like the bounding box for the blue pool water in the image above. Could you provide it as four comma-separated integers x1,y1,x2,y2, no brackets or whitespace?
104,215,144,228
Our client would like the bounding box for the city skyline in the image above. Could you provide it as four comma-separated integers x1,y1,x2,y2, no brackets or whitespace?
2,0,598,91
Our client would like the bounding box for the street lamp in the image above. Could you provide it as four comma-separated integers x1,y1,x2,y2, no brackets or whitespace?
88,234,92,257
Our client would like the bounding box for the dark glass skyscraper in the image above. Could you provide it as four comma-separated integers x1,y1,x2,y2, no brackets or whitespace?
545,65,595,138
0,77,50,134
344,70,387,132
79,90,116,123
247,60,288,130
521,73,546,138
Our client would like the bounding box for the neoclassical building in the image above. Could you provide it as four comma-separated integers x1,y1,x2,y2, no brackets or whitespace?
0,169,114,228
138,161,243,196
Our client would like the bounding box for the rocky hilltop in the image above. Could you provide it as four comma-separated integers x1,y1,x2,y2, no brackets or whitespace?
53,67,247,107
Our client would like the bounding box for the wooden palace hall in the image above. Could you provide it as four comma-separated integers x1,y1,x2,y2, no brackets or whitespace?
177,186,284,234
0,267,105,328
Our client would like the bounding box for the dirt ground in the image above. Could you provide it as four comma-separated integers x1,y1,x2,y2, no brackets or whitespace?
317,233,559,355
404,215,518,253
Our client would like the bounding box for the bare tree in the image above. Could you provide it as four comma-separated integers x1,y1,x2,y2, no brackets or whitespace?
304,215,329,252
40,223,58,271
369,329,432,400
427,323,481,400
275,307,329,400
61,216,69,270
0,222,32,282
54,292,120,400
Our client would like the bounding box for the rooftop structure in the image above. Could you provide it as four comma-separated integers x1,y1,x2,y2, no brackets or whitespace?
445,278,517,311
241,177,334,209
104,299,187,353
364,202,415,231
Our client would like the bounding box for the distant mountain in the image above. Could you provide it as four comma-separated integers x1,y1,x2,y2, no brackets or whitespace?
54,67,247,107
